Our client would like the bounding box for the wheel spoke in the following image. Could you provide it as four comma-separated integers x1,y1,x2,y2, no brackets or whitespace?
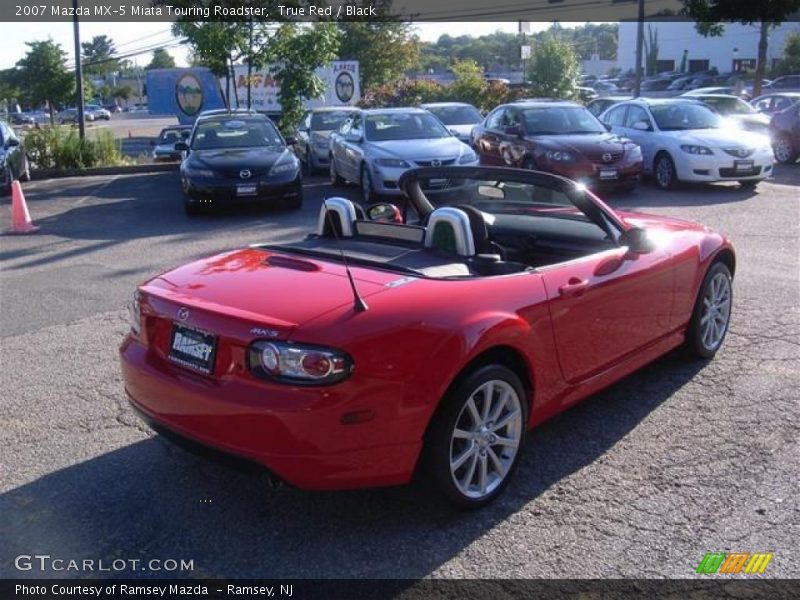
491,408,520,432
489,388,510,423
493,435,519,449
461,452,479,489
453,428,473,440
481,382,494,421
451,444,476,470
478,454,488,495
465,397,481,427
487,447,508,478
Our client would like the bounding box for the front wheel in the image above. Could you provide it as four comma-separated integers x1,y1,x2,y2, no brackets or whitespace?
329,155,344,186
426,365,527,509
361,165,376,205
686,261,733,359
654,153,677,190
20,155,31,182
772,134,797,164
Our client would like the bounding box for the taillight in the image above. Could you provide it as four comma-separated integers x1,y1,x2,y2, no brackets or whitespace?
249,341,353,385
128,290,142,336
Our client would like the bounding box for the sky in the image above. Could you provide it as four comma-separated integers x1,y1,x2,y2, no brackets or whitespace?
0,21,553,70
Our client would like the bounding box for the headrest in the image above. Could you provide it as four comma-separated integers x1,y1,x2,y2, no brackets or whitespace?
317,197,358,237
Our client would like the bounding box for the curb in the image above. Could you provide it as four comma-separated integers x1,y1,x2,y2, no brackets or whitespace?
30,163,179,180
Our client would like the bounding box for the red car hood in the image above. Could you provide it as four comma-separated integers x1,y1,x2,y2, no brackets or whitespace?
141,248,402,332
616,209,707,232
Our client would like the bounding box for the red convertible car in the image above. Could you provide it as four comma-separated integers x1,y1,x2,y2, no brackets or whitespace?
120,167,734,508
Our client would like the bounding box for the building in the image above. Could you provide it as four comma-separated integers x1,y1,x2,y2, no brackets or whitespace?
617,20,799,74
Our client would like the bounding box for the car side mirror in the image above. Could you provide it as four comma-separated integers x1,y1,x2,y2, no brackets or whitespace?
504,125,522,137
449,128,460,137
620,227,654,254
366,202,403,224
284,135,297,146
6,138,20,147
603,122,613,132
174,141,189,152
632,121,651,131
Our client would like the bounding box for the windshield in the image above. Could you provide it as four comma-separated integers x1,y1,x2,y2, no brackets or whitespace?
310,111,354,131
159,128,188,143
426,105,482,125
650,103,723,131
522,106,606,135
418,175,587,222
365,112,451,141
192,118,284,150
698,96,755,115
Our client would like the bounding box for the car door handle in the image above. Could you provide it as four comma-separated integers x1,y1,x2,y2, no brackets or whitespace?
559,278,589,297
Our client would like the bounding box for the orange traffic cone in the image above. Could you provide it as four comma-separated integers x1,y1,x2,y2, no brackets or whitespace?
6,180,39,234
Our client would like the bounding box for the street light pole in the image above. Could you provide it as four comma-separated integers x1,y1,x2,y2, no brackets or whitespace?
633,0,645,98
72,0,85,139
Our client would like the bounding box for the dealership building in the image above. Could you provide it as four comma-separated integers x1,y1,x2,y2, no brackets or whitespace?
617,20,799,74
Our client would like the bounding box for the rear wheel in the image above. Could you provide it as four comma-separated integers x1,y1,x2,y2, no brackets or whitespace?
361,165,376,205
772,134,797,164
685,261,733,359
20,155,31,182
426,365,527,509
654,153,677,190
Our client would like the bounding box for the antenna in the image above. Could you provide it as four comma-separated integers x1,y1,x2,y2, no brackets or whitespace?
322,198,368,313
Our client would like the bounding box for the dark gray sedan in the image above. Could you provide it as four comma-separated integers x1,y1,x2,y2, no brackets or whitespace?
1,120,30,195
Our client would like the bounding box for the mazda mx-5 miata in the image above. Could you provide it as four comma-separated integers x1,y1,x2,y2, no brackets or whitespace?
120,167,735,508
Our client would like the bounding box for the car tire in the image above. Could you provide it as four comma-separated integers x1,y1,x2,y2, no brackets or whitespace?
304,153,315,177
329,155,344,186
285,187,303,210
361,164,376,205
772,134,797,164
654,152,677,190
685,261,733,359
425,364,528,509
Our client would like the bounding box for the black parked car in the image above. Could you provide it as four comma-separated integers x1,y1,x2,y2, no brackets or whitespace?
177,112,302,215
1,120,30,196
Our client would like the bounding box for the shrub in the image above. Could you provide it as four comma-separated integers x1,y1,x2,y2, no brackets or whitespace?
24,126,122,171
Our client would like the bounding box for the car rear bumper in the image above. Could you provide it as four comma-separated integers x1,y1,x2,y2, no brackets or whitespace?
119,337,421,490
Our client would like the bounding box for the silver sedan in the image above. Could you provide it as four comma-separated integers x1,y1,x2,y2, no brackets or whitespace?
329,107,479,204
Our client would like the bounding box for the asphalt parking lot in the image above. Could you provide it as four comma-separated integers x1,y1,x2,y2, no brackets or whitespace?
0,167,798,579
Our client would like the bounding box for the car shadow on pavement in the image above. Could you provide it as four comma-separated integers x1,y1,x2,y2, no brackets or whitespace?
0,350,706,579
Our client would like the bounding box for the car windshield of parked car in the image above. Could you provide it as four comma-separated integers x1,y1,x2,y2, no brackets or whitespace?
422,176,588,222
426,105,483,125
192,119,284,150
159,128,187,143
700,96,756,115
365,113,451,141
522,107,606,135
310,111,354,131
650,103,723,130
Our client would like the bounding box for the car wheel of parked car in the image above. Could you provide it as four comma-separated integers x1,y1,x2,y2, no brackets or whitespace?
285,188,303,210
686,261,733,359
329,156,344,186
2,165,12,196
426,364,527,509
654,153,677,190
772,135,797,164
361,165,376,205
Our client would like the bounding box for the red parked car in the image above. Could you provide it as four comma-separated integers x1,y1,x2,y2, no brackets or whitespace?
472,100,643,190
120,167,735,508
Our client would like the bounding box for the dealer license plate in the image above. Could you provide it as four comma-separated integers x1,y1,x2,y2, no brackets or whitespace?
236,184,257,196
169,324,217,374
599,169,618,180
734,160,754,172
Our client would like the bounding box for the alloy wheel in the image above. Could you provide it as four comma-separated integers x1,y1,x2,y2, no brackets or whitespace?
655,156,674,189
699,272,732,352
361,168,372,204
449,380,523,500
773,136,794,163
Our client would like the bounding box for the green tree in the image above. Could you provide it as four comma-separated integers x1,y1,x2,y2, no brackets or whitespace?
0,68,20,108
774,31,800,75
337,21,419,90
81,35,118,76
269,23,341,132
682,0,800,96
146,48,176,70
15,40,74,123
112,85,132,102
643,25,660,76
447,60,486,108
527,36,580,99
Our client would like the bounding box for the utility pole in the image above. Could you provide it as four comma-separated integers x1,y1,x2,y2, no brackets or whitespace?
633,0,645,98
247,18,253,110
72,0,85,139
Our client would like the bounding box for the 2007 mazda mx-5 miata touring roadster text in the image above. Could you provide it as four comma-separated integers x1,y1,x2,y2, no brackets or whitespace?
120,166,734,507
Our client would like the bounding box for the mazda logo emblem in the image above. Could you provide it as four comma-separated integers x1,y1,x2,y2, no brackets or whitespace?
177,307,190,321
602,153,612,162
431,159,441,167
739,149,748,157
239,169,252,179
